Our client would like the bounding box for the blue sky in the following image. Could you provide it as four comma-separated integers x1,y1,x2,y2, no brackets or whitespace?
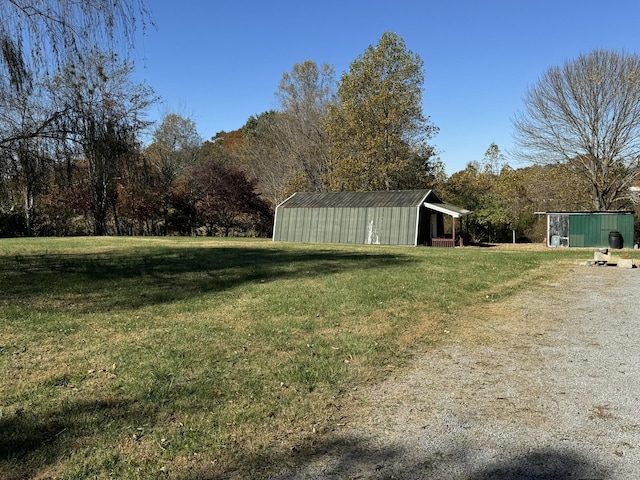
133,1,640,175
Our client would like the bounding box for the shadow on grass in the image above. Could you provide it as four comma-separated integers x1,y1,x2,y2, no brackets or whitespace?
267,435,612,480
0,245,409,313
0,388,612,480
0,397,140,479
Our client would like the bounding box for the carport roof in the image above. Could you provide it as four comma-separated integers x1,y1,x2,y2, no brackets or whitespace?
424,201,472,218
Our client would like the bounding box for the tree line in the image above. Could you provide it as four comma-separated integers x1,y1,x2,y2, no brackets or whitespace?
2,2,640,241
1,29,443,237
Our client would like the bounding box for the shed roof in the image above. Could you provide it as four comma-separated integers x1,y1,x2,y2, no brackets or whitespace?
277,190,441,209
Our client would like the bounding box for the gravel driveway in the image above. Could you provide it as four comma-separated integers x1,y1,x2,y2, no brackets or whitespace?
274,265,640,479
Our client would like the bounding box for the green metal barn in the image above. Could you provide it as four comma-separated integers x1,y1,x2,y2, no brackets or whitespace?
272,190,471,246
544,211,635,248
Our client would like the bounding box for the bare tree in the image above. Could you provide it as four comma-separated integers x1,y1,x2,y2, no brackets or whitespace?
274,60,336,191
55,52,156,235
240,111,298,207
0,0,151,231
0,59,72,234
513,50,640,210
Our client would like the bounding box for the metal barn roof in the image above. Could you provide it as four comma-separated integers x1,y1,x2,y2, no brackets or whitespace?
277,190,441,209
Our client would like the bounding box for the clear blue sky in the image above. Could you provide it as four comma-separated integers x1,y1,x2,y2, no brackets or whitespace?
133,0,640,175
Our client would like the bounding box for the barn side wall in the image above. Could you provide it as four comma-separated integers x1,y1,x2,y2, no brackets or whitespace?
273,206,419,245
568,213,634,248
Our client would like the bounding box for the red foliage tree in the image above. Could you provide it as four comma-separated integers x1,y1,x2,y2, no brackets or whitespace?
188,159,272,237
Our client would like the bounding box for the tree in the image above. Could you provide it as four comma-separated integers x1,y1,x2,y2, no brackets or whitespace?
1,1,151,236
148,113,201,234
201,130,244,168
442,163,506,243
0,0,150,146
0,50,68,152
493,166,536,242
187,159,272,237
115,147,160,235
0,80,60,234
240,111,296,206
39,158,94,235
55,52,155,235
481,142,507,175
0,38,71,234
0,0,150,81
442,146,519,244
273,60,336,191
513,50,640,210
325,32,438,191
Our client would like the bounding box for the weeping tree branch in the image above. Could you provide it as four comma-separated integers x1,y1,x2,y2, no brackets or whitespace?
0,107,70,150
0,0,152,74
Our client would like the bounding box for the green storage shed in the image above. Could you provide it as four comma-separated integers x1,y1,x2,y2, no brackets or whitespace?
272,190,471,246
545,211,635,248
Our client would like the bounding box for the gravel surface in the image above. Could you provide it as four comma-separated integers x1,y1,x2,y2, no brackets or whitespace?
273,265,640,479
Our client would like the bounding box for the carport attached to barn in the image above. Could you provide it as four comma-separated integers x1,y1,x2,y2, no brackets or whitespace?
272,190,470,246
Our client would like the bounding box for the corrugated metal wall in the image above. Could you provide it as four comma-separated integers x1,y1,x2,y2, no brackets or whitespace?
568,213,634,247
273,206,419,245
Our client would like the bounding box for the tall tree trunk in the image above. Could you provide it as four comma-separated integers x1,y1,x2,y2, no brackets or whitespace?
113,202,121,235
24,186,34,236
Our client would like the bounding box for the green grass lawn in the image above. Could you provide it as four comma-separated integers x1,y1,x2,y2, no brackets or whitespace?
0,237,602,478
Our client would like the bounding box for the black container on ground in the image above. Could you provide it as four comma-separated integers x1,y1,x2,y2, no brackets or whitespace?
609,231,623,249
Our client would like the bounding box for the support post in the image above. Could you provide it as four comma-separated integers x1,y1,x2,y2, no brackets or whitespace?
452,217,456,245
